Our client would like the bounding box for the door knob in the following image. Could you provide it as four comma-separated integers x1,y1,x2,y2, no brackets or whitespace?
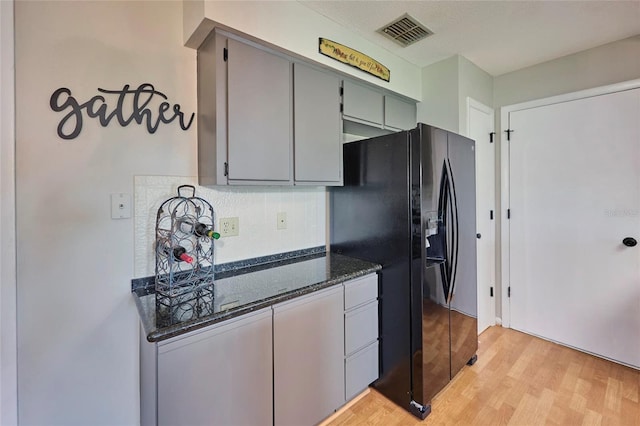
476,233,482,239
623,237,637,247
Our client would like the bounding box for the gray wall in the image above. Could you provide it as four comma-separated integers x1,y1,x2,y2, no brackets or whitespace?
418,55,459,132
15,1,196,423
494,35,640,107
418,55,494,136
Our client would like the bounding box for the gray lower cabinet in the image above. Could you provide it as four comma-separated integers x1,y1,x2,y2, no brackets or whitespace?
343,274,379,401
293,63,342,185
141,274,379,426
141,308,273,426
273,286,345,426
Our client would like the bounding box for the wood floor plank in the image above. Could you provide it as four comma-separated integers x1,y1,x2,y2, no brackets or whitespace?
328,326,640,426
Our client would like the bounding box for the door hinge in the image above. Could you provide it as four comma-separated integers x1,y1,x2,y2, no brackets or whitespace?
339,86,344,96
490,210,494,220
489,132,495,143
224,162,229,177
223,47,228,62
340,103,344,113
508,287,511,298
490,287,494,297
505,129,513,141
507,209,511,219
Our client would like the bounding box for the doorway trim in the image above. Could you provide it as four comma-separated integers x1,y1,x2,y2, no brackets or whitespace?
1,0,18,424
499,78,640,328
466,97,496,330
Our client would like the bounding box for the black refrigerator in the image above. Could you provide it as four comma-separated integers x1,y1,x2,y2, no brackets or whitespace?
330,123,478,419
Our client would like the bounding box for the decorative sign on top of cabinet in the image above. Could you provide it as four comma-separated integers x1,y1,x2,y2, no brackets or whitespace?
197,30,343,186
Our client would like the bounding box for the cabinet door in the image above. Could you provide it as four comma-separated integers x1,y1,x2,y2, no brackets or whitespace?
274,286,344,426
384,95,417,131
293,63,342,184
157,309,273,426
343,80,384,126
227,38,292,182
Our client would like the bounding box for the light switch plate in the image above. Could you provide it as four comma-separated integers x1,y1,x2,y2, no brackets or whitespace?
277,212,287,230
111,193,131,219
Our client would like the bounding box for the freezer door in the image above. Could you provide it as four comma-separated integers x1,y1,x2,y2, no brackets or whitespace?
447,132,478,379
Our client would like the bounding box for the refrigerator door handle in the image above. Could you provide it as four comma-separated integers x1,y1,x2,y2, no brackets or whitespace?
446,158,460,303
437,160,450,297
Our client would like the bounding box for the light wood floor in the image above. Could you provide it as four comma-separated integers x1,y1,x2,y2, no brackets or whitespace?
328,326,640,425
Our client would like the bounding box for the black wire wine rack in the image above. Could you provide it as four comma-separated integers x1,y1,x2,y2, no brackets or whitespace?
155,185,218,326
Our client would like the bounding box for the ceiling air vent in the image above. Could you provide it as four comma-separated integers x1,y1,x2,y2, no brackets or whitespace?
378,14,433,47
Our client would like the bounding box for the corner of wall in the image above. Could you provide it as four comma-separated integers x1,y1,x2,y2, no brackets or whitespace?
417,55,460,132
457,55,494,136
183,0,214,49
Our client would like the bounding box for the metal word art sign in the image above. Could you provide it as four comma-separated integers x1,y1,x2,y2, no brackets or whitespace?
49,83,195,140
319,38,390,82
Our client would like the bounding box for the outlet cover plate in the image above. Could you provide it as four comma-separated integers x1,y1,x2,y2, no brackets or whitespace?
220,217,239,237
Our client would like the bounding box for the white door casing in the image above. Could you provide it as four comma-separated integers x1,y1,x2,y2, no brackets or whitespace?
501,81,640,368
1,0,18,424
466,98,496,335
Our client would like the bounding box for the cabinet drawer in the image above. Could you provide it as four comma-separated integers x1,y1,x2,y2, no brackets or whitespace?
345,301,378,356
344,274,378,310
345,341,379,401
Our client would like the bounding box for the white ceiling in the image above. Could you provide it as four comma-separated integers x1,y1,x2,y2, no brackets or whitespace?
298,0,640,76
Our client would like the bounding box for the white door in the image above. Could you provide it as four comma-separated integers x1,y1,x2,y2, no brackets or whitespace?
508,88,640,367
467,98,496,334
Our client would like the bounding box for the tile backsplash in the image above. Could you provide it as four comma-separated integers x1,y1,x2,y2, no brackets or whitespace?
134,176,326,278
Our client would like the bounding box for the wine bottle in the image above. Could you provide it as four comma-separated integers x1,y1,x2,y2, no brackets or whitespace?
172,246,193,263
161,244,193,263
194,222,220,240
179,219,220,240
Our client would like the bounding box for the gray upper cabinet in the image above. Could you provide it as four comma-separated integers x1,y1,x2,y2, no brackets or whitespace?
198,30,343,186
227,38,292,183
342,79,417,138
384,94,417,131
342,80,384,127
293,63,342,185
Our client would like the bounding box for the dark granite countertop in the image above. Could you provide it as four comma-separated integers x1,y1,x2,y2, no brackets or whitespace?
132,250,381,342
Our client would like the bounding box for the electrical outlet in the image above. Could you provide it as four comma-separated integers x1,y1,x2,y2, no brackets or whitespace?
219,217,239,237
277,212,287,230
